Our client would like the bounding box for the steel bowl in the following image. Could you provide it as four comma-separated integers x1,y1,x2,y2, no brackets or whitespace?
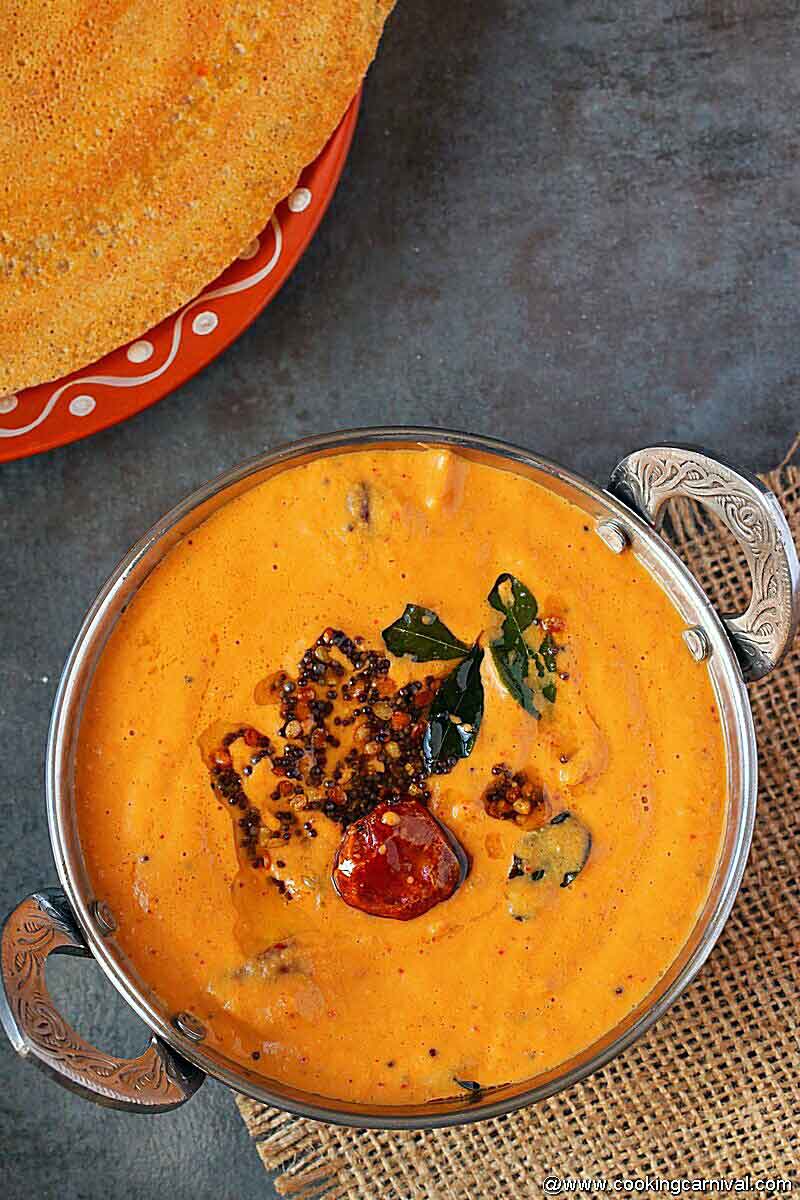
2,428,798,1126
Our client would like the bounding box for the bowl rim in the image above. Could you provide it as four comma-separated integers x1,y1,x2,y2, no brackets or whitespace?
46,425,756,1128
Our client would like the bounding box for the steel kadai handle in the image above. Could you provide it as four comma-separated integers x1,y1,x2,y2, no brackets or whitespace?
609,445,800,682
0,889,205,1111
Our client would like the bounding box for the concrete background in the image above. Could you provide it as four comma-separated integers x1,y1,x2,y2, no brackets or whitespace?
2,0,799,1195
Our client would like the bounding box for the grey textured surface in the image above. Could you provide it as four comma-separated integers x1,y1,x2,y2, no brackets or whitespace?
2,0,799,1196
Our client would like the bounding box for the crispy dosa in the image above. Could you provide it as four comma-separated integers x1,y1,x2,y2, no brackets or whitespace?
0,2,394,394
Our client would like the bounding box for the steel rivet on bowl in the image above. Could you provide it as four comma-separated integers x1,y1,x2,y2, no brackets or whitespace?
683,626,711,662
596,519,630,554
174,1011,207,1042
90,899,117,936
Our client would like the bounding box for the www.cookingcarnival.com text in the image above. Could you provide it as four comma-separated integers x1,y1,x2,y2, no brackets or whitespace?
541,1177,793,1195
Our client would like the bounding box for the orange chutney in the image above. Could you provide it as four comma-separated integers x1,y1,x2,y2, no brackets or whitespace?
76,447,726,1104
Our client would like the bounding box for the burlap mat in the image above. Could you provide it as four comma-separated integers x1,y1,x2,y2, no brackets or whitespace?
237,467,800,1196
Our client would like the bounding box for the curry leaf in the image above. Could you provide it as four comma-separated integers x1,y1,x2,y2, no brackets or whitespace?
423,643,484,772
488,573,537,650
539,632,558,674
487,573,557,715
490,643,541,718
382,604,471,662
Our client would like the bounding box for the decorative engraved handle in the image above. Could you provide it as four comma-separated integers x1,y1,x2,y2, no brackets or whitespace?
0,890,205,1111
609,445,800,682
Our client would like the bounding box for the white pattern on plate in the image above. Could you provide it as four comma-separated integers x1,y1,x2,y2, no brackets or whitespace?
287,187,312,213
239,238,260,261
69,394,96,417
192,311,219,336
0,214,283,439
127,340,155,364
0,394,18,414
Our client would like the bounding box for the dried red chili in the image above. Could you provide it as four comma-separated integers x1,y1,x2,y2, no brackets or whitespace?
332,799,466,920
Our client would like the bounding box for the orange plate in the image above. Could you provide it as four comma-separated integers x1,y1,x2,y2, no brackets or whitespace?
0,93,361,463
